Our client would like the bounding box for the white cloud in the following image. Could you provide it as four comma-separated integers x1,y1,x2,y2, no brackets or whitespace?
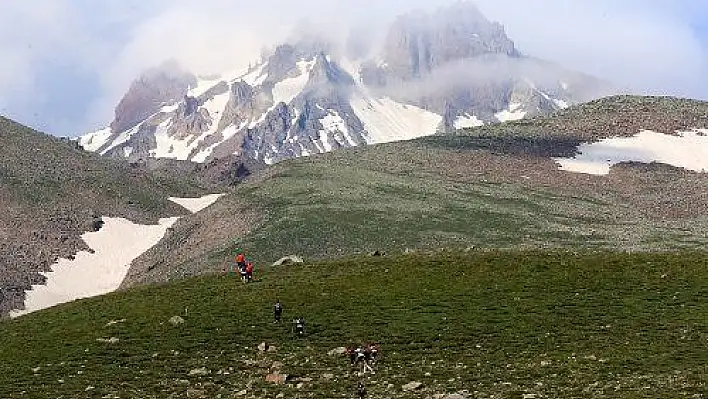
0,0,707,136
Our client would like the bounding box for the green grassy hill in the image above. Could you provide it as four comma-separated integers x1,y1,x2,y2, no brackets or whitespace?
1,251,706,398
123,96,708,286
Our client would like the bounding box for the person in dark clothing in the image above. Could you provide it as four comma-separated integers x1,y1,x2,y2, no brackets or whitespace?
357,381,367,399
273,300,283,323
293,317,305,336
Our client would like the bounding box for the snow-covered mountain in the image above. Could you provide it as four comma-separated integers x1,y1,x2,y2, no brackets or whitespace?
81,2,613,164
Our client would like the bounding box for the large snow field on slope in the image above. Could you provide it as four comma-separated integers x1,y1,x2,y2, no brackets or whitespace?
350,93,442,144
151,91,231,160
272,59,316,106
454,114,484,129
10,194,224,317
9,217,179,318
555,130,708,175
495,102,526,123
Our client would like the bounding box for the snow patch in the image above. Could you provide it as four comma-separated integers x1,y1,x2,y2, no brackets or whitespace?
188,78,223,98
151,91,231,160
272,59,316,105
350,92,442,144
160,104,179,113
240,63,268,86
9,217,179,317
495,103,526,122
538,90,570,110
10,194,225,317
319,110,356,148
168,193,224,213
79,127,112,152
555,130,708,175
123,146,133,158
553,98,569,109
454,114,484,129
101,124,141,155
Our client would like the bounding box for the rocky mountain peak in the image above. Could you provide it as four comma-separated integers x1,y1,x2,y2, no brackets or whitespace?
378,1,518,82
110,59,196,134
306,53,355,89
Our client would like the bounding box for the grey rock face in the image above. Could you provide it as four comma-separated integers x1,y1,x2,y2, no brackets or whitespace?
110,59,196,134
239,55,367,163
368,1,518,83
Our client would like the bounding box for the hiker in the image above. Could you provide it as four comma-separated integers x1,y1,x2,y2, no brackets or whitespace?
293,317,306,336
273,300,283,323
357,381,367,399
235,250,246,275
366,343,380,365
245,261,254,283
346,346,357,366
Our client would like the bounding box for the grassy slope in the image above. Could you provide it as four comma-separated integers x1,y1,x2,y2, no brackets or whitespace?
0,116,206,215
454,95,708,142
121,96,708,286
1,251,706,398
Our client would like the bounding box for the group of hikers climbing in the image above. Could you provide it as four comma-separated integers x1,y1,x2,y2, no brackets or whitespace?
231,247,376,397
346,342,380,374
232,248,255,283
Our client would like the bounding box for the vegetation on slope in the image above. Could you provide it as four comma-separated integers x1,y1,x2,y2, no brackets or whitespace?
125,134,708,285
2,251,706,398
0,116,215,315
453,95,708,142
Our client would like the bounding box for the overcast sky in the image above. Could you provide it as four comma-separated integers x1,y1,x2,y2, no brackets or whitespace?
1,0,707,137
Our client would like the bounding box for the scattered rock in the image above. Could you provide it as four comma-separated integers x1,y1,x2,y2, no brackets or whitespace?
257,342,268,352
276,394,285,399
235,389,247,396
522,394,537,399
272,255,304,266
322,373,335,380
265,373,287,384
328,347,347,356
368,250,386,257
31,367,41,373
186,388,206,398
189,367,210,376
169,316,185,326
176,379,191,385
271,361,284,370
96,337,119,344
444,394,466,399
296,383,304,389
105,319,126,327
402,381,423,391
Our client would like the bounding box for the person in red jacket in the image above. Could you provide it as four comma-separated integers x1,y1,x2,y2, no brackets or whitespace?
245,261,254,283
235,251,246,275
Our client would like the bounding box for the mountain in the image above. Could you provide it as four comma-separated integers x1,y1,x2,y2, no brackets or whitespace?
0,116,216,317
119,96,708,287
81,2,613,165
